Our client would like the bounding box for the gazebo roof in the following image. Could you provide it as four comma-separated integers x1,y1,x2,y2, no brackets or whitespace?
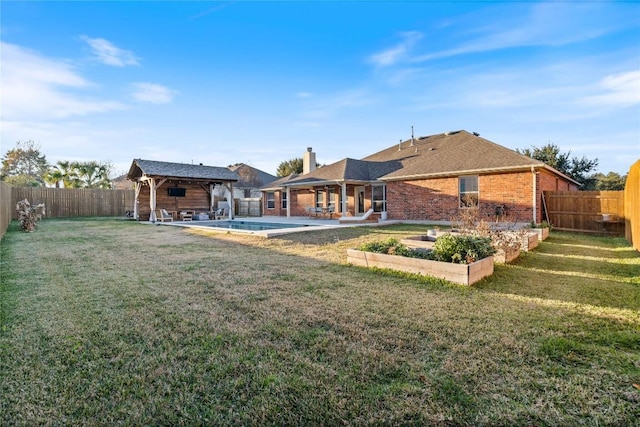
127,159,239,182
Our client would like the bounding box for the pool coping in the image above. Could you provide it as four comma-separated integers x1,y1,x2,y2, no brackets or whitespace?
149,216,397,238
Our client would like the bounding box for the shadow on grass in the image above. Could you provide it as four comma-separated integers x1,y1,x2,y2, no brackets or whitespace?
477,233,640,311
2,219,639,426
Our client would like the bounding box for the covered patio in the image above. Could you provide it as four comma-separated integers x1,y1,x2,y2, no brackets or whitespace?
127,159,239,222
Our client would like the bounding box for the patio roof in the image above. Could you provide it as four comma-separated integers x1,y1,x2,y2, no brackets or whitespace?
127,159,239,183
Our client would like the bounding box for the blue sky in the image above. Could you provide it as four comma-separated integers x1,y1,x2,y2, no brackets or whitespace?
1,1,639,178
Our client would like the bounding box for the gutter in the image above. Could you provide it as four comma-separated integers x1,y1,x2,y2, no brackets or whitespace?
378,164,543,181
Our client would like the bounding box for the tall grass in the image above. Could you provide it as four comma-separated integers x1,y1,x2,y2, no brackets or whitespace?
1,218,639,425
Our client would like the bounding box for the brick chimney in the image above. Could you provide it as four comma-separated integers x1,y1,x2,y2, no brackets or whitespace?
303,147,316,174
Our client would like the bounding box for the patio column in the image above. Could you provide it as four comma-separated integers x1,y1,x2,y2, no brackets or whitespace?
286,187,291,217
209,183,215,212
341,183,348,215
229,182,234,219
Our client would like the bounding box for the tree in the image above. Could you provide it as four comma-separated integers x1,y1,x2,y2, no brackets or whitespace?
44,160,74,188
70,161,113,189
517,143,599,189
592,172,627,190
45,160,113,188
276,158,304,177
1,141,49,186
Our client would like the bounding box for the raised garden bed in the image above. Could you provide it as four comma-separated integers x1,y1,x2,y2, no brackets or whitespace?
521,232,539,251
493,247,520,264
531,227,549,241
347,249,494,286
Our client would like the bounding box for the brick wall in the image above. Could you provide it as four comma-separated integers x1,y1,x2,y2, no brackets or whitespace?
387,171,538,222
263,169,577,222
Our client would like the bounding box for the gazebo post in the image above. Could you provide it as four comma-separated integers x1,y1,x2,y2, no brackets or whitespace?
149,178,157,222
133,182,141,220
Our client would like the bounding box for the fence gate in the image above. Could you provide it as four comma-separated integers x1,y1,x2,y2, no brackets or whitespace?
543,191,625,235
235,198,262,217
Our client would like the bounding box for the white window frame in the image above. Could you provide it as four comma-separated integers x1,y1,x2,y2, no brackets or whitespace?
266,191,275,209
281,191,287,209
459,176,479,208
315,190,325,209
372,185,386,213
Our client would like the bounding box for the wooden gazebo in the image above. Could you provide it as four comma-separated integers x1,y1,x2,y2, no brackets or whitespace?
127,159,239,222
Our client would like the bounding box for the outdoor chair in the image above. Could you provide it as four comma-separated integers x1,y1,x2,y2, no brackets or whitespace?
157,209,173,222
339,208,374,223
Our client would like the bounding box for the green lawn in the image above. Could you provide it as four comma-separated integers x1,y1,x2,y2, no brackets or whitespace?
1,218,639,426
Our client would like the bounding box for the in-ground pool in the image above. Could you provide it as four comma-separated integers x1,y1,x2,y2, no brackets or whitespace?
188,220,310,231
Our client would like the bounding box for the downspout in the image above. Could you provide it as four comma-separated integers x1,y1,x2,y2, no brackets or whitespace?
532,167,537,224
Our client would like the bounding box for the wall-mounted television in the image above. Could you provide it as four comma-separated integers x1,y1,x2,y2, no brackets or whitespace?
168,187,186,197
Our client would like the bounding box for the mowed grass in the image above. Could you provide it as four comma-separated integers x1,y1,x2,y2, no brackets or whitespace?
1,218,639,426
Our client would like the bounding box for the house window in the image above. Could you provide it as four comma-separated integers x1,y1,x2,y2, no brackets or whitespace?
315,190,325,208
372,185,386,212
328,188,339,212
281,191,287,209
459,176,479,208
266,192,275,209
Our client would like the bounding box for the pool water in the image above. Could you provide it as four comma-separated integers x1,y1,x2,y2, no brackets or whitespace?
195,220,309,231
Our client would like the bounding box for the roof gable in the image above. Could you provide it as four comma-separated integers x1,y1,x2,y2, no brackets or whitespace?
228,163,277,187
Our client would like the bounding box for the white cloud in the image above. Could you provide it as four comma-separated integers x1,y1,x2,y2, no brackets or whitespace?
131,83,177,104
81,36,139,67
369,31,423,67
296,92,313,99
0,42,125,120
299,88,374,121
410,3,629,63
579,70,640,107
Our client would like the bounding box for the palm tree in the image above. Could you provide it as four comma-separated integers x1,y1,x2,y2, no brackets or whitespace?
43,168,64,188
71,161,112,189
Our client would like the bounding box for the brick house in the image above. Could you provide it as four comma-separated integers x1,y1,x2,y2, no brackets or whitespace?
261,130,579,224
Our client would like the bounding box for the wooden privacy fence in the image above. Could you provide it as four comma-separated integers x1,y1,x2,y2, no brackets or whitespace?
0,182,11,239
624,160,639,251
543,191,625,236
4,187,135,221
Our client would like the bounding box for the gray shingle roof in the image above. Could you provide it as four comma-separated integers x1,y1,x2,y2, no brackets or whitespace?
365,130,546,180
263,130,578,188
128,159,239,182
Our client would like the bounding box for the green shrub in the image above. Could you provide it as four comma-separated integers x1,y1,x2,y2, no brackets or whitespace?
359,238,433,260
432,233,495,264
